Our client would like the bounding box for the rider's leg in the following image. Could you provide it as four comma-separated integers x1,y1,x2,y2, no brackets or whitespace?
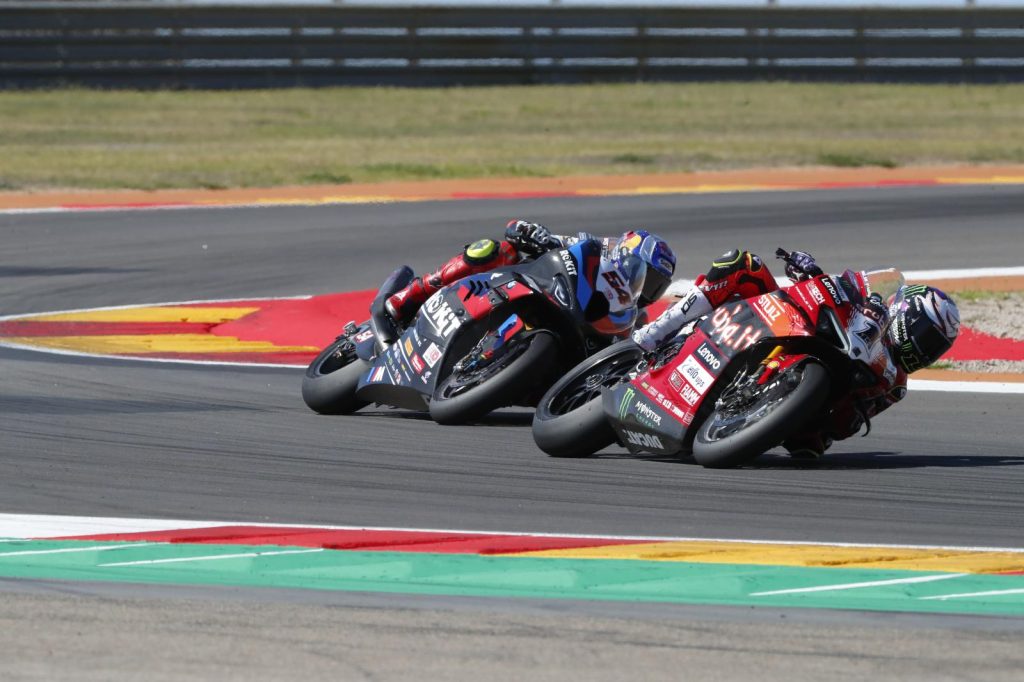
385,239,519,322
632,250,779,351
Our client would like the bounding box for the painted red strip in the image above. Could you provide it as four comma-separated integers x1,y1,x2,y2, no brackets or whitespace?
60,202,194,210
449,191,581,200
51,525,648,554
212,292,374,349
945,327,1024,362
809,179,941,190
0,321,213,337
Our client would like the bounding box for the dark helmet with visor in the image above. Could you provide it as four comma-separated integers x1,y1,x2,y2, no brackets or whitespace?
888,285,960,372
617,230,677,306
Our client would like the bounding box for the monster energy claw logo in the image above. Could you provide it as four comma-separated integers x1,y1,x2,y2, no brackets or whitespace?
619,387,636,420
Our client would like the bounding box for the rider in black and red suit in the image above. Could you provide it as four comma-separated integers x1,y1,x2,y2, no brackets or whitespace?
385,219,677,332
632,249,960,458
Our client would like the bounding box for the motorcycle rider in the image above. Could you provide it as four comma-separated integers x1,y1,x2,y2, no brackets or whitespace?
632,249,960,458
386,220,677,335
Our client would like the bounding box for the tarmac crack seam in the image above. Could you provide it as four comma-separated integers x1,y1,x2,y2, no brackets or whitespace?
99,548,323,567
920,588,1024,601
750,573,968,596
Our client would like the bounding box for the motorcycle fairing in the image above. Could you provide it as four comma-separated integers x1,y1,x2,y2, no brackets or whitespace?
602,381,686,455
355,301,455,409
355,238,615,412
604,301,784,455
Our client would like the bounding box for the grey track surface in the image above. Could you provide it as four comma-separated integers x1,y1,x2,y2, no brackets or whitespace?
1,185,1023,679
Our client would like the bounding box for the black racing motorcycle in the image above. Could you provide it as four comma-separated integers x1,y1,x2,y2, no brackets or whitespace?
301,239,637,424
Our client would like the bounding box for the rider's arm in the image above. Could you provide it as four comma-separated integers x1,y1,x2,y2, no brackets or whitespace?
632,249,779,351
504,220,564,255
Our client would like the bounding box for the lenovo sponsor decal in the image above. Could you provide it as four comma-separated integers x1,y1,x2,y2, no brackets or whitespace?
695,342,723,371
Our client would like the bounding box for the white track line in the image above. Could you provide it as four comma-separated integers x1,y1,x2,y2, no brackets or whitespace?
3,513,1023,554
0,513,226,539
908,379,1024,394
751,573,968,596
0,543,160,558
903,266,1024,280
99,548,323,567
921,588,1024,601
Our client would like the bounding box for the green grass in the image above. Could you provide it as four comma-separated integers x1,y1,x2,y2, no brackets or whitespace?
1,83,1023,191
951,290,1023,303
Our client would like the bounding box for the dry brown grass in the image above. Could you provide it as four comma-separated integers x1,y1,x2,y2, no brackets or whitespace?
1,83,1022,190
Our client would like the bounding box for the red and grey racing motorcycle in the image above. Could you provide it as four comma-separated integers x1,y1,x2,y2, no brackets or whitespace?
301,239,637,424
532,250,905,467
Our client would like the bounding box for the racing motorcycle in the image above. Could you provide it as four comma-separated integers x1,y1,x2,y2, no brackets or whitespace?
532,250,905,468
301,239,637,424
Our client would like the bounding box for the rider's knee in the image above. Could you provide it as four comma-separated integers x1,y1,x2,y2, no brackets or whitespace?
463,239,502,265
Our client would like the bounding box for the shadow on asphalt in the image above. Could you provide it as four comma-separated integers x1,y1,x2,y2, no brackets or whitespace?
357,409,533,427
589,449,1024,470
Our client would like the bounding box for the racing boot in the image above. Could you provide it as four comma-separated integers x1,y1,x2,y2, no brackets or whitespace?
783,433,832,460
632,285,713,351
385,239,518,324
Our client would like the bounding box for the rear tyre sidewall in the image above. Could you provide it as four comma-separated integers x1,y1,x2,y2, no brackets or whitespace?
692,361,829,469
532,341,642,458
429,331,558,425
301,340,372,415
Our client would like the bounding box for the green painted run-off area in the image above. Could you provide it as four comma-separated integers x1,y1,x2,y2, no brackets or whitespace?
1,540,1022,617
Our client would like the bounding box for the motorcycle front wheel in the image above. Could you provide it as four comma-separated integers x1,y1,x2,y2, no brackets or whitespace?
301,338,372,415
692,360,829,469
532,341,643,458
429,331,558,425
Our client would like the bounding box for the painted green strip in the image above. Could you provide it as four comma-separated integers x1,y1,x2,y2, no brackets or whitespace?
0,541,1022,616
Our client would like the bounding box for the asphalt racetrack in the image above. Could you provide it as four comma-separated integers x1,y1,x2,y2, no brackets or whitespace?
2,184,1024,679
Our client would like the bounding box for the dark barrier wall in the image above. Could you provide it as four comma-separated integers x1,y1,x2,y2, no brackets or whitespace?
2,3,1023,88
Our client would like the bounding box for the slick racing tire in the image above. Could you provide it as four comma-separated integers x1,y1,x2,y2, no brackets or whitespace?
692,361,829,469
301,338,372,415
429,331,558,425
532,341,643,458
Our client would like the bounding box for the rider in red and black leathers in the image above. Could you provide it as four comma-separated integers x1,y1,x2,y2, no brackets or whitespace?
632,249,959,458
385,219,676,329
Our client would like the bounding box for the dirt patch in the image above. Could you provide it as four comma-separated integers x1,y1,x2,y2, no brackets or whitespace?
954,292,1024,341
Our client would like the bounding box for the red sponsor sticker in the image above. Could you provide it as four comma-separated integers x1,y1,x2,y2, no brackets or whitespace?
410,353,425,374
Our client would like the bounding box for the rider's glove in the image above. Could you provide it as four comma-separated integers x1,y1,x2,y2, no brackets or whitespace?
505,220,555,255
784,250,824,282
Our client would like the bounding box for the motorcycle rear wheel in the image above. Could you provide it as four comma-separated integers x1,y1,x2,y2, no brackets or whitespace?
532,341,643,458
692,361,829,469
429,331,557,425
301,338,371,415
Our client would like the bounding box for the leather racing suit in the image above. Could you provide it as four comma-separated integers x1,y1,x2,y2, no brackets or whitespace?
632,249,908,457
386,220,644,339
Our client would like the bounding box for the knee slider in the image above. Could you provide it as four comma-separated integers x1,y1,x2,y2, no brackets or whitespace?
464,239,500,265
705,249,745,282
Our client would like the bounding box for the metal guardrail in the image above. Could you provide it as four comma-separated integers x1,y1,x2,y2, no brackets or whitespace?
1,4,1023,88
